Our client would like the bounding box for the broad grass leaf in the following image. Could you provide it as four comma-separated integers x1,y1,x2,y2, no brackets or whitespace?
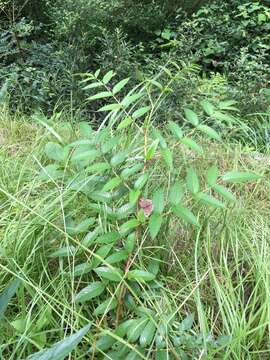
75,282,105,303
127,270,155,282
169,182,183,205
94,298,117,316
184,108,199,126
172,205,199,227
26,324,91,360
196,192,225,208
222,171,260,183
186,167,200,194
0,278,21,320
94,267,124,282
213,184,236,202
149,214,162,239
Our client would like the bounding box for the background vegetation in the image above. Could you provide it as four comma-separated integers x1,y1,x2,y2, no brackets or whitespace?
0,0,270,359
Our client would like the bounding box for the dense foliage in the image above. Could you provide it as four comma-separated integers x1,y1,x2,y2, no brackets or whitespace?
0,0,269,114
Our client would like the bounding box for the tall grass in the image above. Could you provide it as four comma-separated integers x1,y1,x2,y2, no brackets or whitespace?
0,112,270,359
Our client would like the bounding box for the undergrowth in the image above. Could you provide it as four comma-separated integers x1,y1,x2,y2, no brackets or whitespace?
0,67,269,359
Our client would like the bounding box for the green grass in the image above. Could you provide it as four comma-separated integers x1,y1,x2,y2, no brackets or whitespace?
1,112,270,359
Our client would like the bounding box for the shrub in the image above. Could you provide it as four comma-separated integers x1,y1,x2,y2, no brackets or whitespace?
8,66,259,359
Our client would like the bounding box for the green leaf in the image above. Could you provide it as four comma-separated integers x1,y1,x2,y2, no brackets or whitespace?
181,137,203,154
50,246,76,257
172,205,199,227
152,187,165,214
98,103,122,112
102,70,115,84
127,318,148,343
90,244,113,269
117,116,134,130
124,232,136,254
105,250,128,264
186,167,200,194
200,100,215,116
121,163,143,179
94,298,117,316
94,267,124,282
102,177,122,192
167,121,183,140
197,124,221,140
0,279,21,320
213,111,236,125
75,282,105,303
206,166,219,186
134,173,149,190
71,149,100,163
67,218,95,235
94,335,116,352
129,189,141,205
222,171,260,183
196,192,225,208
184,108,199,126
149,213,163,239
120,219,140,233
132,106,151,120
213,184,236,202
169,182,183,205
110,151,127,167
146,139,159,161
39,165,64,181
127,270,155,282
45,142,67,162
101,136,120,154
140,320,156,347
179,313,194,331
96,232,121,245
82,226,102,247
88,91,112,101
86,162,110,174
121,93,143,107
113,78,130,94
79,122,92,138
26,324,91,360
82,82,102,90
161,148,173,170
